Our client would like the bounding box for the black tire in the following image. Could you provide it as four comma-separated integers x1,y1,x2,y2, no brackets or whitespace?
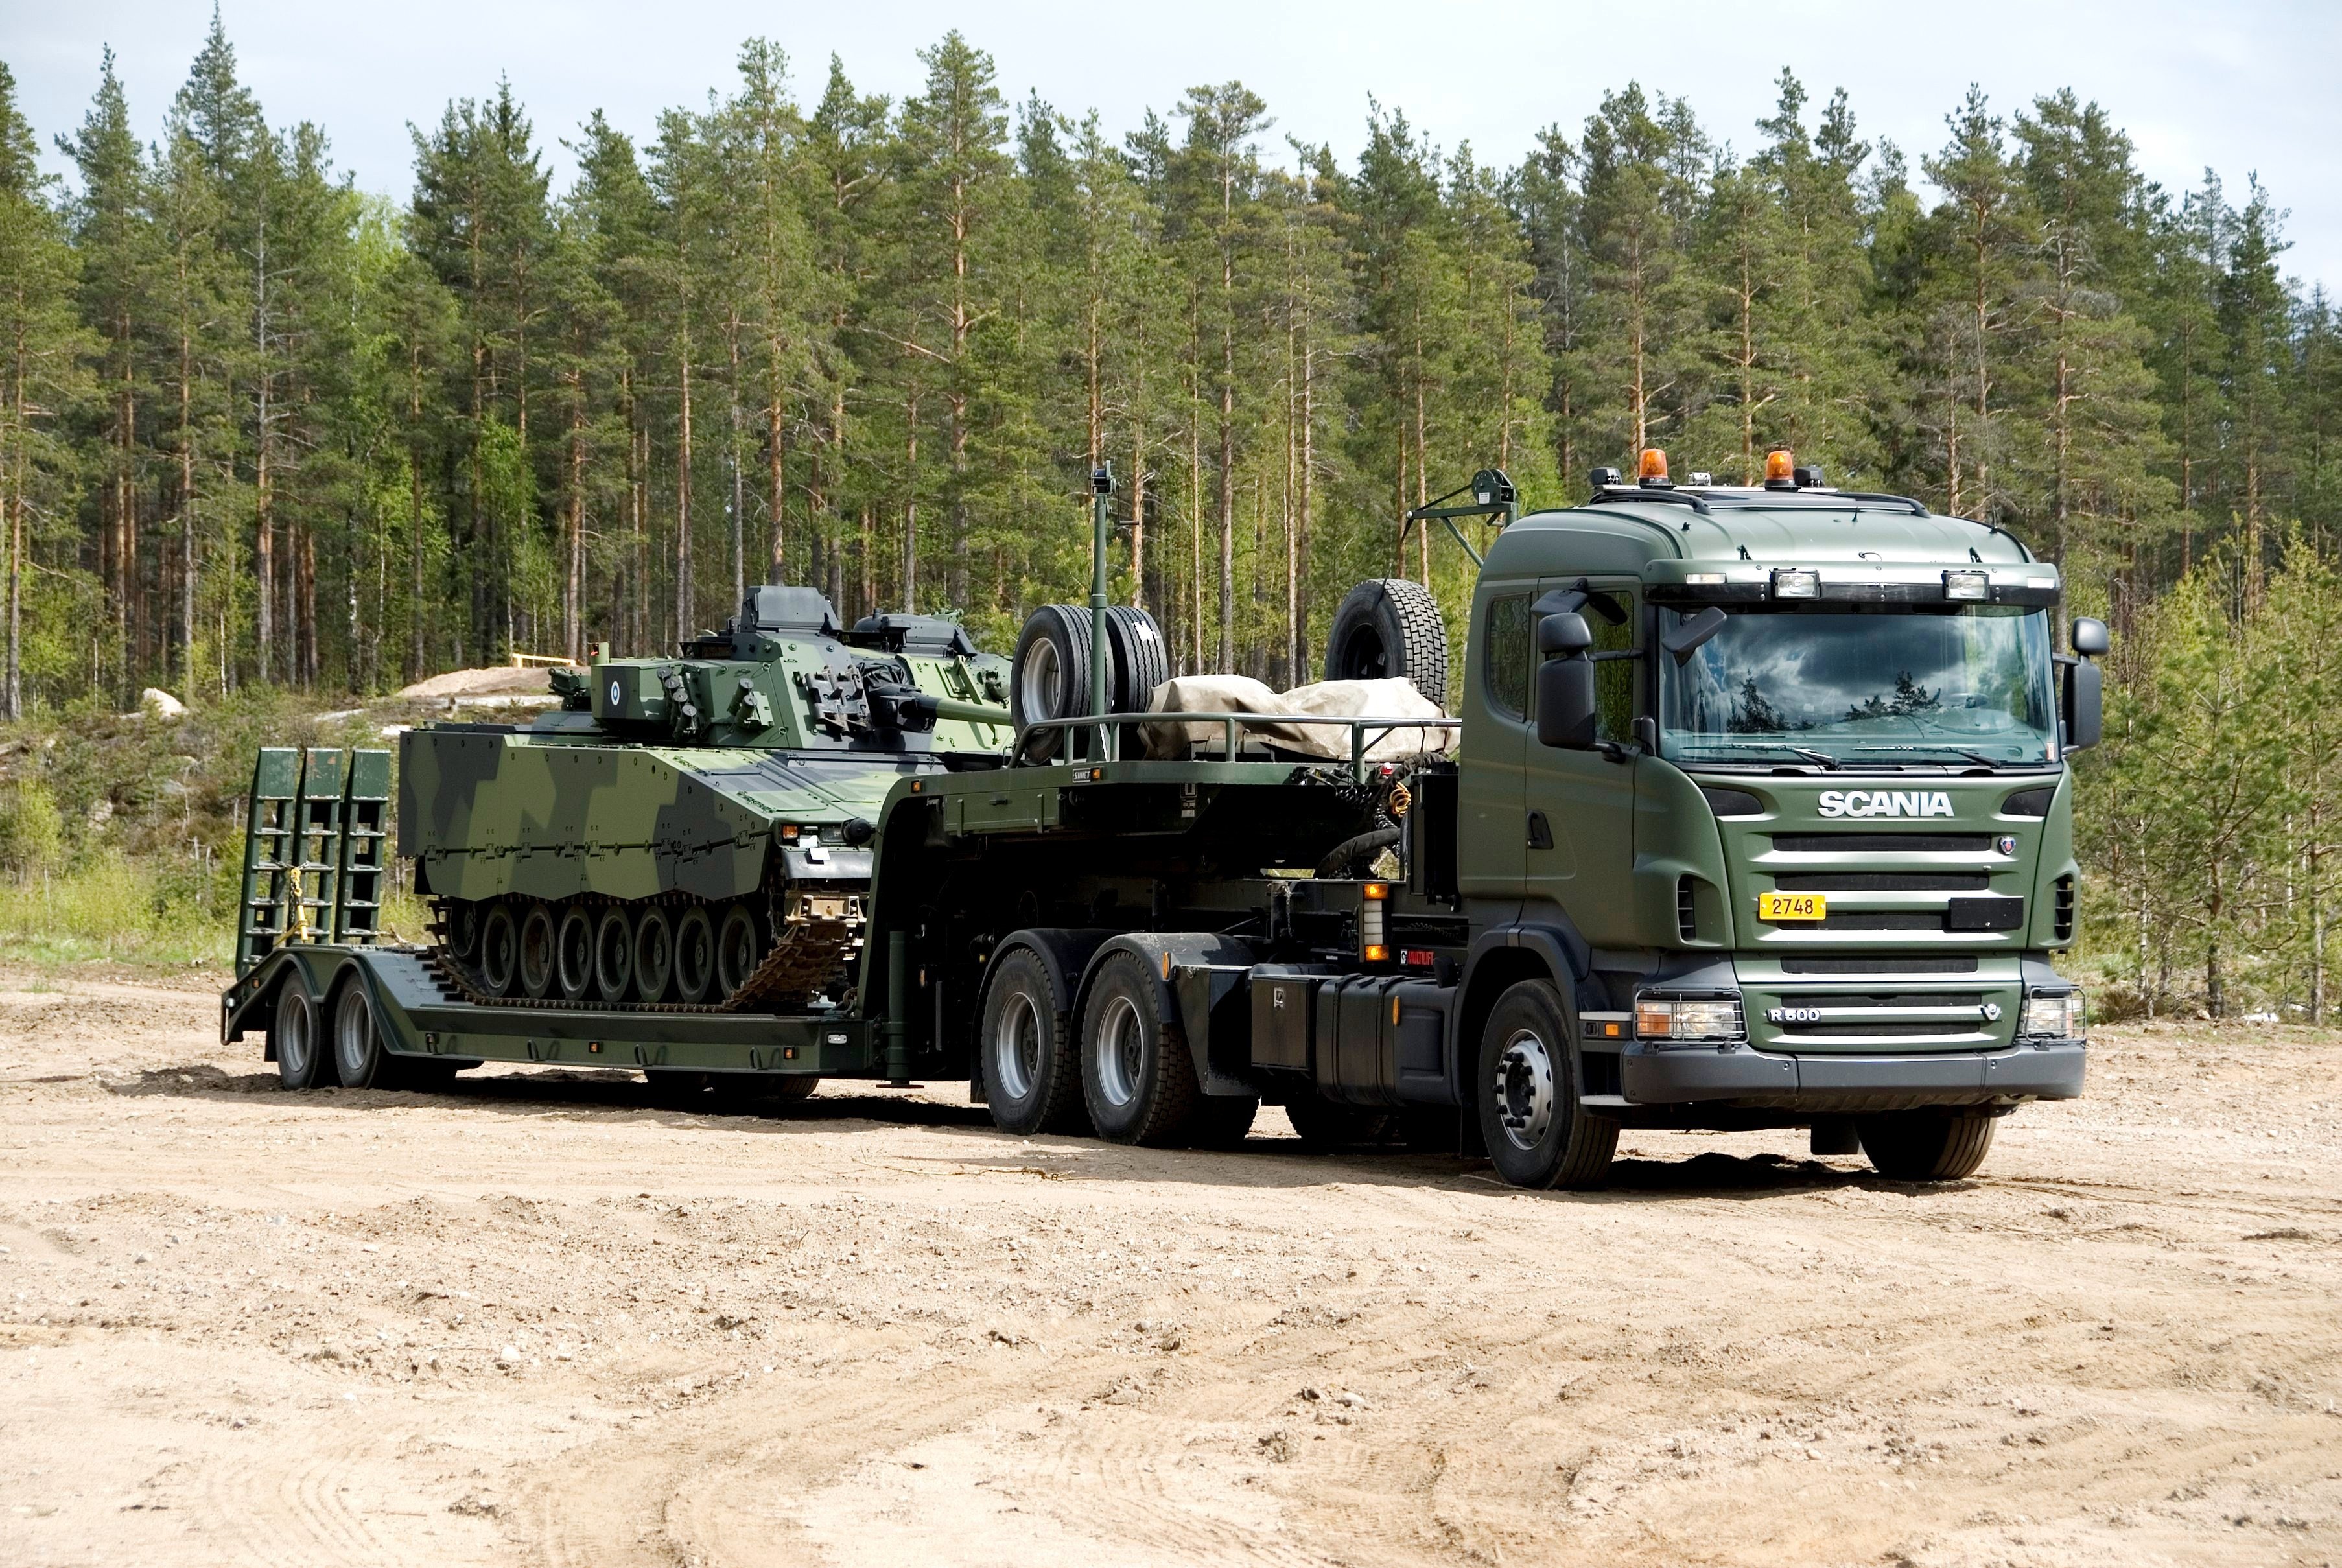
633,907,675,1003
980,947,1086,1136
273,981,329,1090
1189,1095,1259,1149
594,907,635,1003
1858,1109,1997,1180
479,902,520,996
331,980,388,1088
673,907,717,1003
644,1070,711,1108
519,902,557,999
1079,950,1199,1145
765,1075,820,1102
1316,827,1402,879
1283,1095,1398,1148
555,906,595,1001
1106,603,1169,705
1325,578,1450,711
716,904,765,998
1475,979,1618,1190
1011,605,1094,761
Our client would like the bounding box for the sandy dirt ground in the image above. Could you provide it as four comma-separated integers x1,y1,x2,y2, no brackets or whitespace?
2,966,2338,1568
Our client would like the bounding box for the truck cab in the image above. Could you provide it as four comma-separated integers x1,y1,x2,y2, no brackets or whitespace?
1453,454,2095,1183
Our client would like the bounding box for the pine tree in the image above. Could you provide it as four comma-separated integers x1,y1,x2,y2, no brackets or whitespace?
1917,86,2033,519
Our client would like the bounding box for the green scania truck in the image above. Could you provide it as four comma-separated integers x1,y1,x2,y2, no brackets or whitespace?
222,453,2098,1189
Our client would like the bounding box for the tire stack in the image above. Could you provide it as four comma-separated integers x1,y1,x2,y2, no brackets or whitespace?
1011,604,1169,760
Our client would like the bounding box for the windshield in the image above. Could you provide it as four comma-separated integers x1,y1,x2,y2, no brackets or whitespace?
1661,604,2059,768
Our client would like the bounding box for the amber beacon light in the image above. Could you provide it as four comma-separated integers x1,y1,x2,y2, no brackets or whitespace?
1764,447,1796,485
1638,447,1670,485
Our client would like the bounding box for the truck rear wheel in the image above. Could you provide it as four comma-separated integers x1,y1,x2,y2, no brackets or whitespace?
981,948,1084,1135
1475,979,1617,1189
1079,951,1198,1146
1857,1110,1997,1180
331,981,388,1088
273,981,329,1090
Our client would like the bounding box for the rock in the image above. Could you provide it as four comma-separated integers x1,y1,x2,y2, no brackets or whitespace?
139,687,187,718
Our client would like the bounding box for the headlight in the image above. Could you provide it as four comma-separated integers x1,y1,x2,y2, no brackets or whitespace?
2021,989,2087,1039
1771,569,1820,600
1634,994,1744,1042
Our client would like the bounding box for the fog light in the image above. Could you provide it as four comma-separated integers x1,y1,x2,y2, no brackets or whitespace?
1944,570,1991,600
1772,569,1820,599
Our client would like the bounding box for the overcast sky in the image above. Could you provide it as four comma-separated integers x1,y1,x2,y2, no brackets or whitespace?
10,0,2342,288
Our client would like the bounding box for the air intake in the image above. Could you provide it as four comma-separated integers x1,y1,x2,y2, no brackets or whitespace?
1677,876,1699,942
2054,875,2076,941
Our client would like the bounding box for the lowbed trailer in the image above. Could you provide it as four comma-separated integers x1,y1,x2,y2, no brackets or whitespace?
224,454,2099,1189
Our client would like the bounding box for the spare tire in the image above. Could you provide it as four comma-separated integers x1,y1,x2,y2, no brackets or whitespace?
1011,605,1094,760
1325,578,1449,710
1105,605,1170,759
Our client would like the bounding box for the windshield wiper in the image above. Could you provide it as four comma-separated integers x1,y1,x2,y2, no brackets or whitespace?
1787,745,1840,770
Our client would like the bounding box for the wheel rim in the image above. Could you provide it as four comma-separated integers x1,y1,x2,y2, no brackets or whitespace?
1338,625,1388,680
674,909,716,1002
519,906,556,997
992,988,1043,1101
594,910,633,1002
277,989,314,1079
1491,1027,1556,1152
718,907,762,996
481,906,518,994
1095,994,1146,1109
634,910,674,1002
333,987,373,1082
1019,637,1064,718
556,908,594,999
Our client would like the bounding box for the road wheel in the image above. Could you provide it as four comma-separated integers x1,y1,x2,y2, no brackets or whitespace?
633,908,675,1003
1857,1110,1997,1180
518,902,557,998
716,904,764,998
1325,578,1449,710
1010,605,1094,760
273,981,329,1090
1079,951,1198,1146
593,908,634,1003
1283,1095,1397,1149
980,947,1084,1135
1475,979,1617,1190
555,906,595,1001
1189,1095,1259,1149
331,981,388,1088
673,907,718,1003
479,902,520,996
443,900,481,964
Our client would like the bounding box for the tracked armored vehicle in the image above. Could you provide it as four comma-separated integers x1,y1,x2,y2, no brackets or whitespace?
403,585,1156,1018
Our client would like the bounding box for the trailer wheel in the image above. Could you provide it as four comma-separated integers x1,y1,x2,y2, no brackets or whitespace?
673,907,717,1003
479,902,520,996
1079,951,1199,1146
593,908,635,1003
981,948,1084,1136
555,906,595,1001
331,980,388,1089
765,1075,820,1102
633,907,676,1003
1475,979,1617,1189
1325,578,1449,710
1011,605,1094,761
1856,1109,1996,1180
1283,1096,1396,1149
272,981,329,1090
518,902,558,998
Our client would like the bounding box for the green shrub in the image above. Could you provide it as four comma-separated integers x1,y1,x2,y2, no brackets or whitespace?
0,782,64,877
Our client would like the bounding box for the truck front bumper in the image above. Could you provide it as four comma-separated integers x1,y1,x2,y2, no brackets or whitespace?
1619,1038,2084,1111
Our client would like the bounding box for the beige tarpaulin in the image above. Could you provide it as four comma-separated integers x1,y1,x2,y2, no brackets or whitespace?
1140,675,1453,761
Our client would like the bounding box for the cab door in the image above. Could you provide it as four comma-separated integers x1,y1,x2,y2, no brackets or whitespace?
1456,583,1534,920
1522,576,1641,946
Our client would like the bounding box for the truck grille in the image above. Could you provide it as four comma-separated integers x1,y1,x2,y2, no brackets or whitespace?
1764,990,2000,1042
1770,872,1989,893
1780,955,1977,974
1770,833,1995,854
1809,911,1945,931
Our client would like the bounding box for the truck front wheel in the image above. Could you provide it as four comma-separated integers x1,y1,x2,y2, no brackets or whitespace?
1475,980,1617,1189
1856,1110,1997,1180
1079,952,1199,1146
981,948,1084,1136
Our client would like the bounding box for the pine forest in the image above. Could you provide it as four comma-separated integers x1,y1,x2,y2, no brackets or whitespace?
0,21,2337,1019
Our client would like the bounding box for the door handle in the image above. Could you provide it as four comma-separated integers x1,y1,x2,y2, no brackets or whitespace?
1527,810,1554,851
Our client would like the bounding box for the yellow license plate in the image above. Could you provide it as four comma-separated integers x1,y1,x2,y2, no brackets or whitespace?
1757,891,1827,922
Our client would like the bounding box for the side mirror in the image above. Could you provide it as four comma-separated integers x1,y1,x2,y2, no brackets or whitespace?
1537,611,1592,657
2071,616,2109,657
2063,656,2102,751
1535,613,1597,749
